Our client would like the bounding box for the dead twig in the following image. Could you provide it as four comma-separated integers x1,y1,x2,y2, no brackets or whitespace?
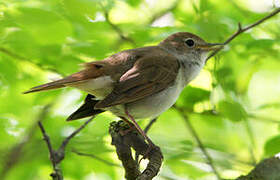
38,116,95,180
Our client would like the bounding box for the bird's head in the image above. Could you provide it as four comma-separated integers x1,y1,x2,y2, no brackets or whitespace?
159,32,223,65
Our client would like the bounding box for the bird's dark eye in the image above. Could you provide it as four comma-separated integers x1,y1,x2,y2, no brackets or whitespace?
185,39,195,47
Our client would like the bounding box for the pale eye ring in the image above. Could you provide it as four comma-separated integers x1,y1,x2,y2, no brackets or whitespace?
184,38,195,47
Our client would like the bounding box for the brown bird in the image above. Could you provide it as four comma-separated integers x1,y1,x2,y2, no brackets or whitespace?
24,32,222,148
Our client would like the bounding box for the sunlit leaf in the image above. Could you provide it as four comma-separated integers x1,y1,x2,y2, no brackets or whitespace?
264,135,280,157
217,100,247,122
177,86,210,109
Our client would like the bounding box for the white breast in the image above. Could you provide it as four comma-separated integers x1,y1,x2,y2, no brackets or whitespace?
108,59,205,119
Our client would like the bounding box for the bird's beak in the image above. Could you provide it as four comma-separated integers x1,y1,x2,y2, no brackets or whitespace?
197,43,224,51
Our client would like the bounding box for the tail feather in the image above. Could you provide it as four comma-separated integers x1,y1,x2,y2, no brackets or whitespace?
67,94,104,121
23,80,66,94
23,62,106,94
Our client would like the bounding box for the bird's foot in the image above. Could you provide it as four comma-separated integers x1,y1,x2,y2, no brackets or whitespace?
118,118,136,136
119,125,135,136
139,142,158,164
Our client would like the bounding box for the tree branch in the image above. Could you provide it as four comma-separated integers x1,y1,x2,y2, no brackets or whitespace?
38,116,95,180
38,120,62,180
109,120,163,180
236,156,280,180
174,105,221,180
72,149,121,167
207,7,280,61
59,117,93,152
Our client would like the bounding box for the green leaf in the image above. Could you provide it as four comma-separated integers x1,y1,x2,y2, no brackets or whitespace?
247,39,276,49
264,135,280,156
8,7,72,45
62,0,99,19
125,0,141,6
215,67,235,91
177,86,210,109
217,100,247,122
199,0,209,13
166,160,210,178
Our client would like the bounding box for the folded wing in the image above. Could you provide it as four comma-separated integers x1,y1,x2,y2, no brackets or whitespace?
95,54,179,108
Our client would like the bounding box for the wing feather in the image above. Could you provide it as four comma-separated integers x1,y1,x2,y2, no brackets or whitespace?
95,54,179,108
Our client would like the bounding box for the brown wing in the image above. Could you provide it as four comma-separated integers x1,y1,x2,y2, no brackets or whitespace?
95,54,179,108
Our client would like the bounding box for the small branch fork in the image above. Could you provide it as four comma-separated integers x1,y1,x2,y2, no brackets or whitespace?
207,7,280,61
38,116,95,180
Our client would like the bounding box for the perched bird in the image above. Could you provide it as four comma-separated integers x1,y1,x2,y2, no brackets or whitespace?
24,32,222,147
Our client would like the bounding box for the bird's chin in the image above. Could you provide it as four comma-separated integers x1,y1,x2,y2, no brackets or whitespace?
200,51,210,64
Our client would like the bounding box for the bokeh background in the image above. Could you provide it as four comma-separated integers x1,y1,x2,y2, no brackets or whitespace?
0,0,280,179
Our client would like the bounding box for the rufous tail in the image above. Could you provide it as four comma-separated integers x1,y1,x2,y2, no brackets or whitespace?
23,62,105,94
23,79,67,94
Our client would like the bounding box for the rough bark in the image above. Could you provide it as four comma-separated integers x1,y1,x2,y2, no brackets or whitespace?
236,157,280,180
109,120,163,180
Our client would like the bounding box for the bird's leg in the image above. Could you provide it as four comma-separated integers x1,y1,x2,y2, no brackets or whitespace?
124,106,155,160
119,117,136,136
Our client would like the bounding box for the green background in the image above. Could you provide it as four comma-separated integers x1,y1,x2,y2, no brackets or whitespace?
0,0,280,179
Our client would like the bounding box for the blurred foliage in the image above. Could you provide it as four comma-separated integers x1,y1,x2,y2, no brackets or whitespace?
0,0,280,179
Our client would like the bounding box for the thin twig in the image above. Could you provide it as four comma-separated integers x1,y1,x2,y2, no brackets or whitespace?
38,121,63,180
72,149,121,167
207,7,280,61
101,7,135,45
144,118,157,133
174,105,221,180
38,116,95,180
147,0,181,24
59,116,94,152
